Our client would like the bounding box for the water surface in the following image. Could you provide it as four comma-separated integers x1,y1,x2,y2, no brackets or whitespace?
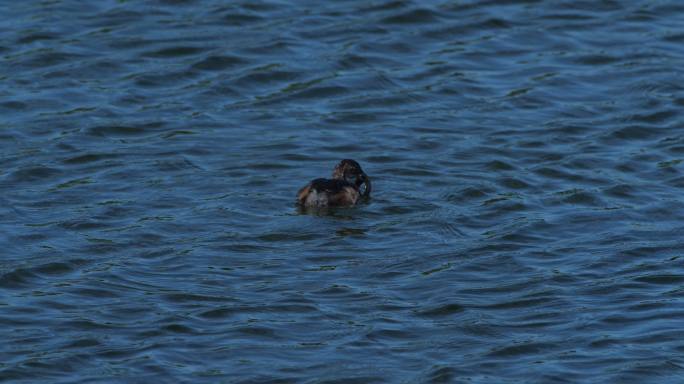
2,0,684,382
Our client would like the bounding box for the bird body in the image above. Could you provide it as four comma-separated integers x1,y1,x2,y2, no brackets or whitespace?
297,160,371,208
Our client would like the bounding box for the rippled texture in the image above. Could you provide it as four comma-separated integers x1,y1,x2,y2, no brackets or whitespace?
2,0,684,382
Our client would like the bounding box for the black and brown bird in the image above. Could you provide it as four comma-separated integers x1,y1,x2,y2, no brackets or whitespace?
297,159,371,207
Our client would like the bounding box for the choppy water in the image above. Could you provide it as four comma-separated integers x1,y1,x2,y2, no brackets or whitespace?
2,0,684,382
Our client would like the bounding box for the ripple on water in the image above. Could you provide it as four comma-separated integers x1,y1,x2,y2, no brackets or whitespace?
87,122,165,137
142,46,208,58
0,268,40,289
191,55,248,71
8,165,62,182
61,153,119,164
380,8,439,25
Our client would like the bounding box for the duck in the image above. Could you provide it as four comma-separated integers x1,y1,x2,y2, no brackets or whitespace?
297,159,372,207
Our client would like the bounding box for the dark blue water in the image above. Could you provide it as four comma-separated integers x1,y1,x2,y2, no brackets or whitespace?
2,0,684,382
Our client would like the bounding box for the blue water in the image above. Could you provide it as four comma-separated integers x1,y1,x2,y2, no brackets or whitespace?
2,0,684,382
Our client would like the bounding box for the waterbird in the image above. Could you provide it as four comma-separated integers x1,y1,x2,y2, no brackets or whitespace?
297,159,371,207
